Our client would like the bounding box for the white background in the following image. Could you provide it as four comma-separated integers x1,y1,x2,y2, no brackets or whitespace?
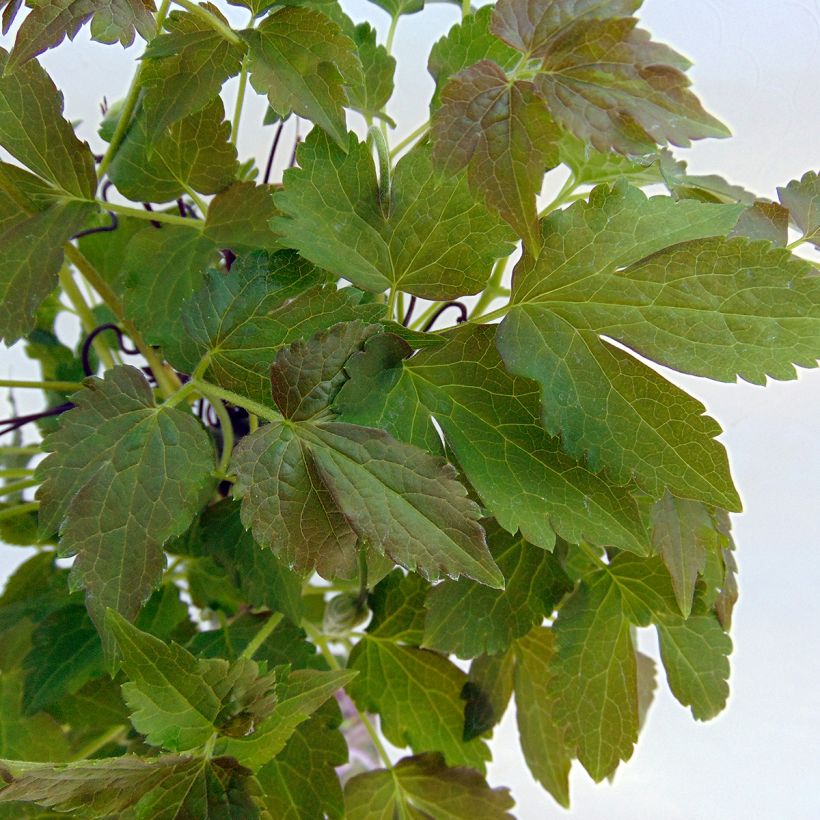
2,1,819,818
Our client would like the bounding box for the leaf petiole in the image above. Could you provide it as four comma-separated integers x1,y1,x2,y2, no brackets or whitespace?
171,0,243,46
0,378,84,392
239,612,284,660
0,501,39,522
191,379,283,424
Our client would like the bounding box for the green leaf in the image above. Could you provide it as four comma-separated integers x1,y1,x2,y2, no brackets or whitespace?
778,170,820,246
22,604,104,715
140,5,243,137
180,250,382,403
650,493,721,618
0,49,96,198
336,326,649,554
199,499,303,624
347,637,491,770
513,627,572,808
0,755,261,818
557,131,663,188
346,22,395,122
462,651,515,741
106,609,225,751
657,614,731,721
7,0,155,70
215,668,356,770
427,6,519,111
432,60,559,249
204,181,283,252
344,753,515,820
367,569,429,645
122,224,220,363
255,701,347,819
423,520,571,658
108,97,238,202
730,200,790,245
491,0,730,154
35,367,215,648
241,7,362,149
233,419,502,586
274,130,515,298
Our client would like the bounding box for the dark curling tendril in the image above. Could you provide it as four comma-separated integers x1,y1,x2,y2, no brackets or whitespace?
402,295,417,327
421,301,468,332
263,120,285,185
71,210,118,240
0,402,74,437
80,324,139,377
141,202,162,229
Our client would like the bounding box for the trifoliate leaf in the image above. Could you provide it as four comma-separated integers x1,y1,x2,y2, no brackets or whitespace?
367,569,429,645
778,170,820,247
428,6,519,110
346,22,395,122
462,651,514,741
107,98,238,203
215,668,356,770
204,181,283,252
0,49,96,199
347,637,491,770
241,7,362,149
344,753,515,820
0,755,261,818
180,250,382,403
35,367,215,650
274,130,516,298
423,520,572,658
336,326,649,554
233,419,502,587
432,60,559,249
656,613,731,721
7,0,155,70
140,5,244,137
513,627,572,808
255,701,347,819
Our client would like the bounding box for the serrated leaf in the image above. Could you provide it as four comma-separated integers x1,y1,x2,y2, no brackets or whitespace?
347,637,491,770
140,5,243,137
656,613,731,721
336,326,649,554
345,753,515,820
347,22,395,121
462,651,514,741
215,668,356,769
432,60,559,249
428,6,519,111
0,755,261,818
778,170,820,247
233,418,501,586
108,97,238,202
256,701,347,820
204,181,283,252
0,49,96,198
180,250,382,403
424,520,571,658
274,130,515,298
242,7,362,149
514,627,571,807
7,0,155,70
199,499,303,624
35,367,215,649
557,131,663,188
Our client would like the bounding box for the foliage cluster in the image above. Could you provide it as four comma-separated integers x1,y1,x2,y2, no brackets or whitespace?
0,0,817,815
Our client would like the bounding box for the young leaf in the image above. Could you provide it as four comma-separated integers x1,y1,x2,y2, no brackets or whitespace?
423,520,572,658
777,170,820,246
7,0,156,71
273,130,516,299
35,367,215,648
347,637,491,770
346,22,395,122
140,5,244,137
241,7,362,149
344,753,515,819
336,326,649,554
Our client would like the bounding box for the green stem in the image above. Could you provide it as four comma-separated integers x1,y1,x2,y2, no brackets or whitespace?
462,0,471,19
103,200,200,229
0,479,40,497
301,621,394,769
386,287,399,322
0,502,39,522
71,725,127,761
182,184,208,216
539,173,578,218
191,379,282,424
0,469,34,479
0,446,41,456
470,255,511,319
240,612,284,660
786,231,818,250
385,14,399,55
58,267,118,371
163,380,198,408
231,54,249,146
0,378,84,392
468,303,512,325
97,0,172,179
389,121,429,158
207,394,234,475
172,0,243,45
367,125,392,206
